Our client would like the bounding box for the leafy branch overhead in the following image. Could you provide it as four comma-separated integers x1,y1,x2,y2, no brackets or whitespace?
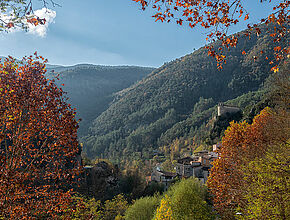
133,0,289,70
0,0,59,31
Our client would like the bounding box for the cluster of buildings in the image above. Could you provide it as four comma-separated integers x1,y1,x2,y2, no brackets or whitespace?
149,103,241,190
150,147,220,190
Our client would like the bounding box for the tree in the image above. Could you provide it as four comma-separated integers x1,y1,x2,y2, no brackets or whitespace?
238,141,290,220
125,195,160,220
102,194,129,220
142,181,164,197
0,0,57,31
154,194,174,220
207,107,290,219
119,167,146,200
207,120,250,219
133,0,289,69
0,55,81,218
154,178,215,220
69,195,103,220
267,59,290,110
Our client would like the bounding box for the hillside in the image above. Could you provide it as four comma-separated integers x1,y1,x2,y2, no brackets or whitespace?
46,64,155,136
81,25,286,161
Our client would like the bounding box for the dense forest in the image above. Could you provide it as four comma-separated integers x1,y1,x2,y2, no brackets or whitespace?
82,25,285,161
46,65,154,136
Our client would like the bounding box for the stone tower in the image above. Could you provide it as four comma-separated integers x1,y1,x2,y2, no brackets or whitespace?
217,103,240,117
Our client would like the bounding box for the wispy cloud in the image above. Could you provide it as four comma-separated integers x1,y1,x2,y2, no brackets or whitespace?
27,8,56,37
0,8,56,37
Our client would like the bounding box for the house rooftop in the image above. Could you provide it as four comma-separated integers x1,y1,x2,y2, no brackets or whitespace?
190,161,202,167
196,150,208,153
194,150,209,156
159,170,176,177
177,156,194,165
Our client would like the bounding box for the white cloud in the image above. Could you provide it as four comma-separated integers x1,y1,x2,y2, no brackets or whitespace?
0,8,56,37
27,8,56,37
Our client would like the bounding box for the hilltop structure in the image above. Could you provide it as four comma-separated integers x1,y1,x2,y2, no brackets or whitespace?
217,103,240,117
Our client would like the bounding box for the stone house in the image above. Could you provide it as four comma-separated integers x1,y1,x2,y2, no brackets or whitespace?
151,168,177,190
175,151,218,183
175,157,195,177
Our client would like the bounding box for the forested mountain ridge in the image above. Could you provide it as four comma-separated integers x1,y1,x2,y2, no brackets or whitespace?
82,25,286,161
46,64,155,136
1,57,154,136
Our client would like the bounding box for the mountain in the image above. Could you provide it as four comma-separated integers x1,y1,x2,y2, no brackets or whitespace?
46,64,155,136
1,56,155,136
82,25,286,161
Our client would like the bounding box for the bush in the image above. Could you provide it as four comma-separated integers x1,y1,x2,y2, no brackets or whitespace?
125,195,160,220
154,178,215,220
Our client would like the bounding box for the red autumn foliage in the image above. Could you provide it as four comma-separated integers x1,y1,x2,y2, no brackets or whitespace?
6,22,14,28
207,107,290,219
27,17,47,26
133,0,289,69
0,55,81,218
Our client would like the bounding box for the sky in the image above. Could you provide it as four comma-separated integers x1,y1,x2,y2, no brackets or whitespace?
0,0,276,67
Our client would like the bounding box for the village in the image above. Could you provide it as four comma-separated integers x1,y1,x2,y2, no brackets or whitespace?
148,103,241,190
82,103,241,192
149,144,220,190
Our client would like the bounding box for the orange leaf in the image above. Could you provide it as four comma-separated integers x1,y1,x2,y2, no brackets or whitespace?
6,22,14,28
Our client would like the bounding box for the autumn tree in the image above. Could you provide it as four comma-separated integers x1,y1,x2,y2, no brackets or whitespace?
154,194,174,220
0,55,81,218
133,0,289,69
238,141,290,220
207,107,290,219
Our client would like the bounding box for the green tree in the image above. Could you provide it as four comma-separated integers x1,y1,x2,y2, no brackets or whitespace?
142,182,164,197
125,195,160,220
103,194,129,220
238,141,290,220
161,159,175,172
68,195,102,220
120,168,146,200
155,178,215,220
267,60,290,110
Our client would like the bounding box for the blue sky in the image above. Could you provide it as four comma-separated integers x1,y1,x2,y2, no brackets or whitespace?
0,0,275,67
